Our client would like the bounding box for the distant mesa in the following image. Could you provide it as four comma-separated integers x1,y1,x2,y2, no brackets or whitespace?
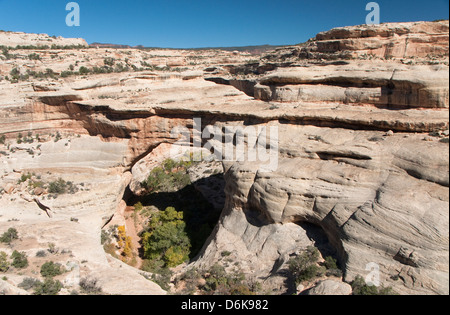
89,42,284,54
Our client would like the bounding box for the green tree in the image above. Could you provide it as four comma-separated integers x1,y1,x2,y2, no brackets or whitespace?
142,207,191,267
0,251,10,272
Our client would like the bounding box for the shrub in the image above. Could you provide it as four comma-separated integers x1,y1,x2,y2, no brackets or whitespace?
35,250,47,258
18,173,32,184
0,135,5,144
48,178,67,194
103,57,115,67
79,277,102,294
351,275,397,295
11,250,28,269
48,178,78,195
0,228,19,243
78,66,90,75
323,256,343,277
117,225,133,260
202,264,254,295
28,53,41,60
40,261,64,278
288,246,325,284
0,252,10,272
142,159,191,193
141,259,173,291
33,278,63,295
18,277,40,291
60,70,73,78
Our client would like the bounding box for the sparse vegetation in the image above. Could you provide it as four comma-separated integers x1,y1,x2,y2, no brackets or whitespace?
351,275,398,295
35,250,47,258
0,252,10,272
175,264,261,295
10,250,28,269
33,278,63,295
18,277,41,291
48,178,78,195
27,53,41,61
40,261,65,278
142,159,192,193
79,277,103,294
0,228,19,244
288,246,326,284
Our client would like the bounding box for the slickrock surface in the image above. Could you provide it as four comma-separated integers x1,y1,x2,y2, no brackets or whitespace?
0,21,448,295
0,31,88,48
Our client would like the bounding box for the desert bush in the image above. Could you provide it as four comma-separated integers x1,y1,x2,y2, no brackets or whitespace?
323,256,343,277
35,250,47,258
142,159,191,193
0,252,10,272
141,259,173,291
18,277,40,291
351,275,397,295
202,264,255,295
28,53,41,60
33,278,62,295
79,277,102,294
103,57,116,67
48,178,67,194
78,66,90,75
10,250,28,269
40,261,64,277
48,178,78,195
288,246,325,284
0,228,19,243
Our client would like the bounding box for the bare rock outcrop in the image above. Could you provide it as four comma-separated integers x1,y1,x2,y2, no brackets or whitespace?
262,20,449,63
303,280,352,295
255,63,449,108
193,125,449,295
0,31,88,48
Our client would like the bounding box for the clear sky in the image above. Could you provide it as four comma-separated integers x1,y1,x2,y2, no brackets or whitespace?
0,0,449,48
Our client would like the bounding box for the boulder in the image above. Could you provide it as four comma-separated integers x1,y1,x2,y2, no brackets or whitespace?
304,280,352,296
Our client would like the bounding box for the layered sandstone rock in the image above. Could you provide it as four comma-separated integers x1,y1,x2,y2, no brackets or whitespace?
262,20,449,63
0,31,88,48
193,125,448,295
255,63,449,108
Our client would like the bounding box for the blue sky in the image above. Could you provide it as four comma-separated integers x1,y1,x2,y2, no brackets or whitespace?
0,0,448,48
